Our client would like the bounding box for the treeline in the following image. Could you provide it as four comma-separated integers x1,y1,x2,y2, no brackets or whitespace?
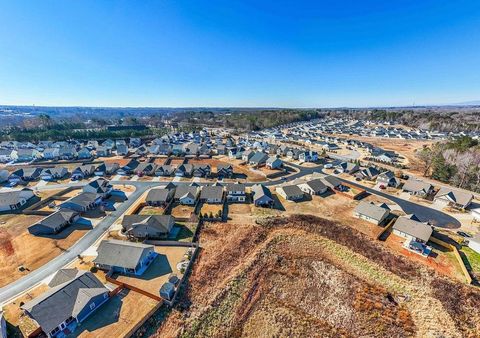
0,124,165,142
415,136,480,192
173,109,322,131
327,109,480,132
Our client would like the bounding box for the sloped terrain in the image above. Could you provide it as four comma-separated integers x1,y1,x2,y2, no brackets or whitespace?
150,215,480,338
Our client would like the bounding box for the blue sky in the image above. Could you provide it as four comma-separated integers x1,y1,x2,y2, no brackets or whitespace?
0,0,479,107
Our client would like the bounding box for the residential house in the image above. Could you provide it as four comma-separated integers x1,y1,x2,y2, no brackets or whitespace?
468,234,480,254
175,164,194,177
193,164,211,177
0,310,5,338
377,171,401,188
94,239,156,276
134,162,157,176
16,148,41,162
77,147,92,160
130,137,142,147
299,150,318,163
146,187,175,207
297,179,328,195
59,192,102,212
116,144,128,156
0,188,35,212
28,209,80,235
276,185,304,202
174,185,199,205
118,160,140,175
95,146,111,157
58,146,77,160
434,187,474,210
356,167,380,181
0,170,8,183
200,185,224,204
241,150,255,162
40,167,69,181
9,167,43,183
122,215,175,239
83,178,112,198
402,178,433,197
21,269,109,338
217,164,233,178
266,156,283,169
249,152,268,167
393,216,433,251
42,147,60,160
337,162,359,174
155,165,176,176
354,201,390,225
94,162,120,176
0,149,17,163
71,165,96,180
102,139,115,150
226,183,246,202
251,184,274,207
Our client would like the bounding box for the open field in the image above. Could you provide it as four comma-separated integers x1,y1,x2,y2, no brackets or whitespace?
0,214,89,287
114,246,188,297
151,215,480,337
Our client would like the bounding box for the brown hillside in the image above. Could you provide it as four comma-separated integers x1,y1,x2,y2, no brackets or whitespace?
148,215,480,338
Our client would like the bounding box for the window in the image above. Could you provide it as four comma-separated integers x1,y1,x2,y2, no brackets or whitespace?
89,302,96,310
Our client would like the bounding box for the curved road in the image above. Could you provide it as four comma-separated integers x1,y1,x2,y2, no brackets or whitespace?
0,162,460,304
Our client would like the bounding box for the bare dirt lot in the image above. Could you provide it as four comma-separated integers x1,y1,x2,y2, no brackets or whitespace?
0,214,89,287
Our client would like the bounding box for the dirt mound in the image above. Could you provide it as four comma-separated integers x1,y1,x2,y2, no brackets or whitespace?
149,216,480,338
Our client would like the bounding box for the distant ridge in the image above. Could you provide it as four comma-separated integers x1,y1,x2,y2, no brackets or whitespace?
454,100,480,106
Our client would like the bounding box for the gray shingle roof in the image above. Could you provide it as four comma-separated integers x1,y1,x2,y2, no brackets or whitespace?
22,269,108,334
354,201,389,221
35,209,78,230
94,239,154,270
393,216,433,242
146,188,172,203
200,185,224,200
122,215,175,234
435,187,474,207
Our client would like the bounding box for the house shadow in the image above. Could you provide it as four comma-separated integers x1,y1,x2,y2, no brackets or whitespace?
232,173,247,180
36,222,94,240
137,254,173,281
108,191,128,203
272,195,286,211
318,190,335,199
82,208,107,218
68,289,128,337
175,225,194,241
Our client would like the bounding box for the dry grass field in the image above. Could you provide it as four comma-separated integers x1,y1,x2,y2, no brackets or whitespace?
0,214,89,287
152,216,480,338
